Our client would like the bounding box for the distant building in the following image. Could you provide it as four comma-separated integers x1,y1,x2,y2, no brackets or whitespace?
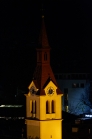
55,73,91,115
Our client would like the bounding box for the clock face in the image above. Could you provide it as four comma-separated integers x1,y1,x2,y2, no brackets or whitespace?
47,86,54,96
29,86,36,95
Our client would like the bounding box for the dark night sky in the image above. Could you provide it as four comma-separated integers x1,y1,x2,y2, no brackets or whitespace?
0,0,92,90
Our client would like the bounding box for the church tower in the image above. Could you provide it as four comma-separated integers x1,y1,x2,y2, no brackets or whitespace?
25,15,63,139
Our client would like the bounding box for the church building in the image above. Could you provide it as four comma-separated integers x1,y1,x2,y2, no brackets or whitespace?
25,15,63,139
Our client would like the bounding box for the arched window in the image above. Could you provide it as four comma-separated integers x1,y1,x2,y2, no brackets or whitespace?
39,52,41,61
30,100,32,115
46,101,49,114
32,101,36,114
31,101,33,113
44,52,47,61
35,101,36,114
52,100,55,113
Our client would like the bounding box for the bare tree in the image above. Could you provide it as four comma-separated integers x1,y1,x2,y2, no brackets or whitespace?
69,101,86,115
80,83,92,109
68,83,91,115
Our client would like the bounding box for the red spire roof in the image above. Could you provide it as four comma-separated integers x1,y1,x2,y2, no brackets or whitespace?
31,15,63,96
38,15,50,48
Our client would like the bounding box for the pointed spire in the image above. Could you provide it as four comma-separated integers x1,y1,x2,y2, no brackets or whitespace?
31,3,63,96
38,13,50,48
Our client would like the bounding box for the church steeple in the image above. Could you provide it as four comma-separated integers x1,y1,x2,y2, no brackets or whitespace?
25,8,63,139
32,15,62,95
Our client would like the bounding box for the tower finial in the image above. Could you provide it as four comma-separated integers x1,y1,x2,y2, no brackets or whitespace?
41,2,44,18
38,2,50,48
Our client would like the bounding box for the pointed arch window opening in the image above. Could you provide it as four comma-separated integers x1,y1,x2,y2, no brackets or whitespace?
52,100,55,113
31,101,36,114
30,100,32,117
39,52,41,61
35,101,36,114
46,100,55,114
31,101,33,114
46,101,49,114
44,52,47,61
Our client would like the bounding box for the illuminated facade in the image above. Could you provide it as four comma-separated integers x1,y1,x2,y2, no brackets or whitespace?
55,73,90,115
25,16,63,139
